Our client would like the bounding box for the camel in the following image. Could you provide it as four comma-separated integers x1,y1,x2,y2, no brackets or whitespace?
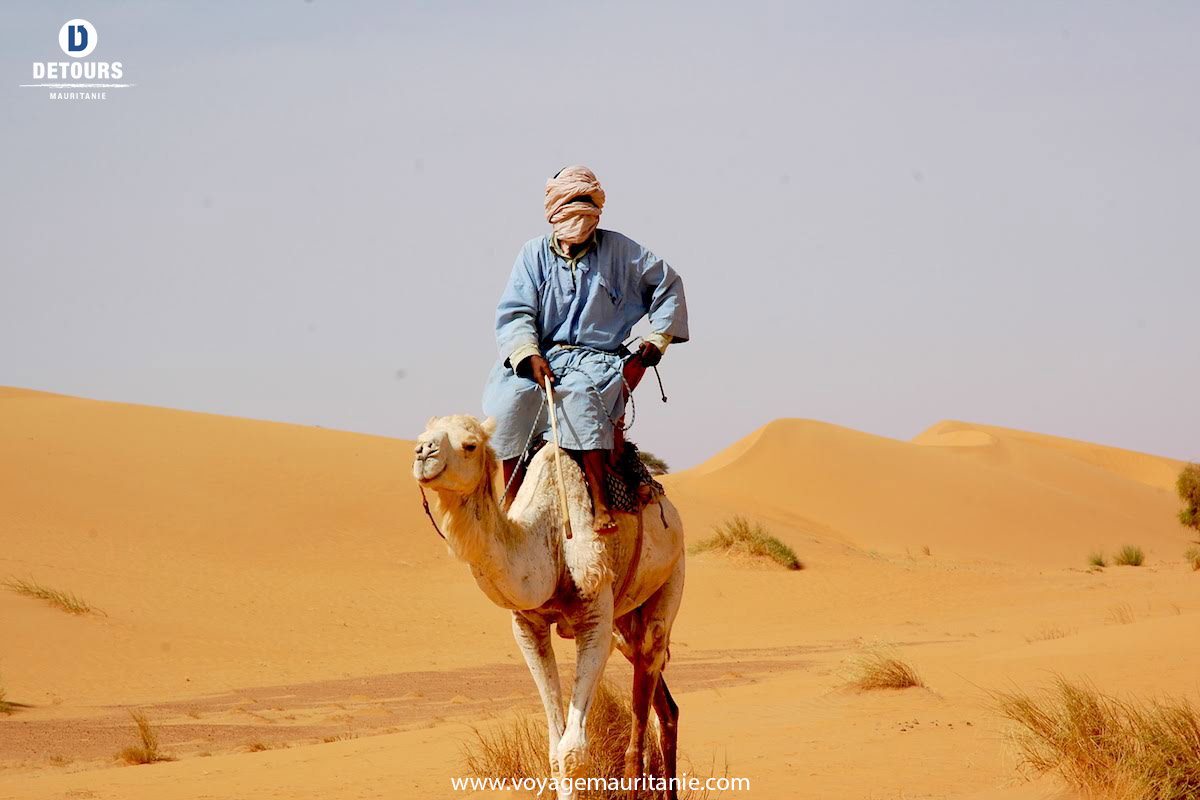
412,414,686,800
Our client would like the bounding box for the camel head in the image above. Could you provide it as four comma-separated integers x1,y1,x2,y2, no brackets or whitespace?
412,415,497,495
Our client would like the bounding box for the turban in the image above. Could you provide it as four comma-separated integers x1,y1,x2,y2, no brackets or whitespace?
544,166,606,245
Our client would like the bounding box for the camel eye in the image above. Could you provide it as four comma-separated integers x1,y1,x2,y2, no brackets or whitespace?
463,443,477,452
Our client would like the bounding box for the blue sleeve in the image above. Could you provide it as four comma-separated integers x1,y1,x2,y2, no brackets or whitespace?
495,242,542,361
633,241,689,344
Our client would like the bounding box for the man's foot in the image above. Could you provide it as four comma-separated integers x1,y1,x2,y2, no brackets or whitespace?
593,508,618,534
579,449,620,534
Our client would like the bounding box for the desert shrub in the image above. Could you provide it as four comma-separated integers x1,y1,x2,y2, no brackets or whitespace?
849,652,925,690
0,681,10,715
1178,464,1200,534
995,677,1200,799
4,578,97,615
1088,551,1107,568
1114,546,1145,567
690,516,803,570
463,680,719,799
1186,547,1200,572
637,450,670,476
118,711,172,765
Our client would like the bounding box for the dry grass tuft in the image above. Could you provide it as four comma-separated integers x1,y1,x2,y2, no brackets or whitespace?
1026,624,1073,643
118,711,173,765
246,741,269,752
4,577,98,615
994,677,1200,800
849,652,926,691
1088,551,1107,568
1109,603,1136,625
690,516,803,570
1185,547,1200,572
0,682,11,715
463,680,720,799
1114,545,1145,566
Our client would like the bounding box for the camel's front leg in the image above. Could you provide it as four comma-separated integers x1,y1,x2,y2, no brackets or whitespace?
555,589,615,782
512,612,573,798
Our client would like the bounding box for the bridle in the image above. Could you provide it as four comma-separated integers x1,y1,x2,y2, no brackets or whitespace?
418,484,445,541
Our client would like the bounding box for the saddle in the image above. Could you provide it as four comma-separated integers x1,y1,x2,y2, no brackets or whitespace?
603,441,665,514
521,438,665,515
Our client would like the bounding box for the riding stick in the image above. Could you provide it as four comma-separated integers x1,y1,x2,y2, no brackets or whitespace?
544,376,574,540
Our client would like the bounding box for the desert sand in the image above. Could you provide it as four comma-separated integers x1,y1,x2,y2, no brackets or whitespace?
1,386,1195,799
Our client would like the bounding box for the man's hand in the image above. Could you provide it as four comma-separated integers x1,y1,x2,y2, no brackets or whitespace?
636,341,663,367
516,354,556,389
622,342,661,393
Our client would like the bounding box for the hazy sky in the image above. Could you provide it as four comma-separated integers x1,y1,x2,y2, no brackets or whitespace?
2,2,1197,469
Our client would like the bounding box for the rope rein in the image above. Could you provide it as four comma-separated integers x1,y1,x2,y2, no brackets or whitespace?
502,392,547,501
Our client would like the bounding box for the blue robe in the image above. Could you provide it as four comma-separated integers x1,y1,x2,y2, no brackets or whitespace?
482,229,688,459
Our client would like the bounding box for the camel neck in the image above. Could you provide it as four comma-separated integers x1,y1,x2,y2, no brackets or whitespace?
431,464,560,610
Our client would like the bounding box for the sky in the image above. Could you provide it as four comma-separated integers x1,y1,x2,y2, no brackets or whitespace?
2,1,1197,470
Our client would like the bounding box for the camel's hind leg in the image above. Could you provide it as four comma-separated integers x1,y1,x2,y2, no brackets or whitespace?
652,678,680,800
622,607,657,795
616,556,685,799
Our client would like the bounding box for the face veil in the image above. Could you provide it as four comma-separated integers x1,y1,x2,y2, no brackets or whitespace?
544,166,606,244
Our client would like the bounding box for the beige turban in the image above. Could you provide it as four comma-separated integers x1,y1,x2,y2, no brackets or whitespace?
544,166,606,245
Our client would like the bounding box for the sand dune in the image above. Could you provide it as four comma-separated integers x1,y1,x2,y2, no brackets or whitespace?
0,387,474,707
668,417,1186,565
915,420,1184,491
1,387,1196,799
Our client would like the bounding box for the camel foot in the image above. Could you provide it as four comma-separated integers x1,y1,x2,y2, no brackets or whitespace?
555,729,588,780
549,754,576,800
559,746,586,779
623,749,643,781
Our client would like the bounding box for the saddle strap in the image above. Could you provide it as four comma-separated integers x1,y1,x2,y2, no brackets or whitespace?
612,508,644,613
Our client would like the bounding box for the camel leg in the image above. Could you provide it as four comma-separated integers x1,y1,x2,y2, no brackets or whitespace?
652,679,680,800
555,588,614,782
616,557,685,799
511,613,572,799
624,608,658,798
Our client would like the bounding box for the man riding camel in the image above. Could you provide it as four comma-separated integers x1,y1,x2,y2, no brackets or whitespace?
482,165,689,532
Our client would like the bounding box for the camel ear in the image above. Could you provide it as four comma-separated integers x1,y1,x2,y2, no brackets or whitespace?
425,415,440,429
480,416,497,438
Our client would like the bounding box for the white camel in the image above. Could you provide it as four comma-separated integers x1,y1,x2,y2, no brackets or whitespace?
412,415,686,800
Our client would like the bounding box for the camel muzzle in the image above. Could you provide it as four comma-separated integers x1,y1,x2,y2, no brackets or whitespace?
413,434,450,483
412,455,445,483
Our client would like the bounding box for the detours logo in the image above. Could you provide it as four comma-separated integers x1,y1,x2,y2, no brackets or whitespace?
20,19,134,101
